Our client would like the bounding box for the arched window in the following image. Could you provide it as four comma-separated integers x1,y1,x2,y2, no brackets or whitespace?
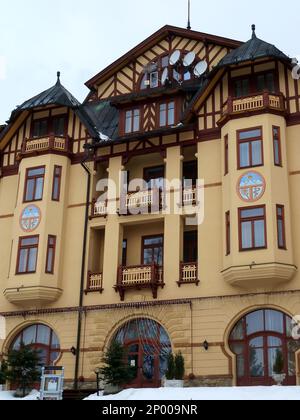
229,309,300,386
140,53,198,91
11,324,60,366
114,318,171,388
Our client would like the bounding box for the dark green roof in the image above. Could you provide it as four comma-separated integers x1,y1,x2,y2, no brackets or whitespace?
16,73,81,111
218,25,290,67
81,100,119,141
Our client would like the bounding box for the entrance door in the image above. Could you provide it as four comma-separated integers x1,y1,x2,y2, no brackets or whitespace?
114,318,171,388
127,342,161,388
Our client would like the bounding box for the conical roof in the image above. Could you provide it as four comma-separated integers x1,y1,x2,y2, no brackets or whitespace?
16,72,80,111
218,25,290,67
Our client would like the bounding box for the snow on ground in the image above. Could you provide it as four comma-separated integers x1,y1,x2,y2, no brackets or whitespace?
0,391,39,401
85,387,300,401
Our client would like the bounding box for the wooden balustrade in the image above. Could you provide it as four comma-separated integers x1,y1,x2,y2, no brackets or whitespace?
178,262,199,287
220,92,285,123
91,198,108,218
22,135,70,155
85,271,103,294
183,187,197,206
115,264,164,301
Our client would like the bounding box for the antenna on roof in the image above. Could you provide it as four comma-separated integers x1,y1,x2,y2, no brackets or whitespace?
251,24,256,39
187,0,191,30
56,71,61,84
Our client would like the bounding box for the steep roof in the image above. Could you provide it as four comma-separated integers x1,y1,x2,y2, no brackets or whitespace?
15,72,81,112
85,25,242,89
80,100,119,141
218,25,290,67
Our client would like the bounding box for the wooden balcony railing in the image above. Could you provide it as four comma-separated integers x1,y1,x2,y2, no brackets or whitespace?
220,92,285,123
91,199,108,218
91,186,198,218
21,135,71,155
182,187,197,206
115,264,164,301
85,271,104,294
120,189,161,215
178,262,199,287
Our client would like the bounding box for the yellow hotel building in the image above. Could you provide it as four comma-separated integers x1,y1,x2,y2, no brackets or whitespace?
0,24,300,390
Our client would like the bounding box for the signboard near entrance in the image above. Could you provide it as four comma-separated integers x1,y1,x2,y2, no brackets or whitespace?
39,366,64,400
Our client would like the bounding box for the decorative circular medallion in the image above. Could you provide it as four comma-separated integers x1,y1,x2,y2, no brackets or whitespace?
237,171,266,203
20,205,41,233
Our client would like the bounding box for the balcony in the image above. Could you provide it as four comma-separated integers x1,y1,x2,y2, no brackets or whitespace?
91,189,161,218
85,271,103,294
219,92,286,124
21,135,71,156
178,262,199,287
115,264,164,301
120,189,161,215
91,199,108,218
182,186,198,207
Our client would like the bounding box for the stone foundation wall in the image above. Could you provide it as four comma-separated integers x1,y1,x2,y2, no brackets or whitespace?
185,377,233,388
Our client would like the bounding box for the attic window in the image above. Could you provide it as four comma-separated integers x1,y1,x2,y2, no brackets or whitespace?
140,55,169,90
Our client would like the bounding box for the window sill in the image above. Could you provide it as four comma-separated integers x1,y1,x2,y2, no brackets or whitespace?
237,164,264,171
15,271,37,276
239,247,267,252
23,199,43,204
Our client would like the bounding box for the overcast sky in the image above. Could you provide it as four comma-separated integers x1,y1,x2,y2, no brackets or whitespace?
0,0,299,124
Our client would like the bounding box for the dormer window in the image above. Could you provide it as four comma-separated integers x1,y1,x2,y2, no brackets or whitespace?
125,109,140,134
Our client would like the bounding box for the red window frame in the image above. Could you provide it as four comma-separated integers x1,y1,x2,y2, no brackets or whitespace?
30,115,67,138
123,108,141,134
11,324,60,367
16,235,39,275
226,211,231,256
52,165,62,201
276,205,286,250
141,235,164,266
224,135,229,175
238,205,267,251
273,126,282,167
230,70,278,98
158,99,176,127
237,127,264,170
45,235,57,274
23,166,45,203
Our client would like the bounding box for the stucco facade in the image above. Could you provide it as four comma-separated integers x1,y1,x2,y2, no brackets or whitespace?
0,24,300,389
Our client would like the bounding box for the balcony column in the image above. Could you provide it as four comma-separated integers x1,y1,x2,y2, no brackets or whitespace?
102,156,124,290
164,146,183,284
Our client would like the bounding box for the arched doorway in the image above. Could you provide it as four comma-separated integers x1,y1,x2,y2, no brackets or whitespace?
229,309,300,386
113,318,171,388
10,324,60,366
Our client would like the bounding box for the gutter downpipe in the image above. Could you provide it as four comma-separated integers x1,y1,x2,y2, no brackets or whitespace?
74,145,93,390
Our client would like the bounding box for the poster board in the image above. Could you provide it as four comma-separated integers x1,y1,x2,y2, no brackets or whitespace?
39,366,64,401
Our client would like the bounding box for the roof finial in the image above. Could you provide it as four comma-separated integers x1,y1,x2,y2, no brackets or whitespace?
187,0,192,30
252,24,256,39
56,71,61,84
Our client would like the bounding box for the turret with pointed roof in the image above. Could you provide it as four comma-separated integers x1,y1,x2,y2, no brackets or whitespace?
218,25,290,67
